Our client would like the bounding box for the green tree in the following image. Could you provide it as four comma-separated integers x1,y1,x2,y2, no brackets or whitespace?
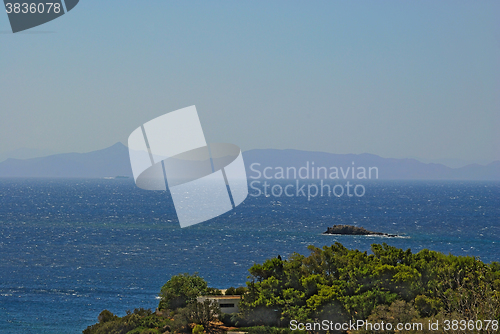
354,300,420,334
235,287,248,295
188,300,221,332
414,295,443,317
158,273,208,311
97,309,118,323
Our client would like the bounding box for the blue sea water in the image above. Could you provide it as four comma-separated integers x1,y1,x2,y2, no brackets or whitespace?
0,179,499,333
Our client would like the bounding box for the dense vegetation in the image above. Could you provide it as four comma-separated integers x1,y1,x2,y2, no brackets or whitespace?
83,243,500,334
236,243,500,333
83,273,224,334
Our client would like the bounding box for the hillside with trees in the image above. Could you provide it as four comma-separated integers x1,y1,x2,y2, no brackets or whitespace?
83,243,500,334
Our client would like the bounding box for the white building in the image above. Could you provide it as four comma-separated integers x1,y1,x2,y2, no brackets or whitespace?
197,295,241,314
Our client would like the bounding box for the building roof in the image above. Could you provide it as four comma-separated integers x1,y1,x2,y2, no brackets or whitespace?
199,295,242,299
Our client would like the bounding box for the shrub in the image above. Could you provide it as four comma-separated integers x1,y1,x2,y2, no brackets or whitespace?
97,309,117,323
414,295,443,317
193,324,204,334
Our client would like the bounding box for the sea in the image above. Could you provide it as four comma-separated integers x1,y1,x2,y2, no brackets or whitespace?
0,179,498,333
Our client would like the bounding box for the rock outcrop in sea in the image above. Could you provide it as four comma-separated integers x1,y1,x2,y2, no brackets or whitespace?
323,225,398,237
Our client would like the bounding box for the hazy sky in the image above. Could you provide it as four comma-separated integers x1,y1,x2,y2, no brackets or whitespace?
1,1,499,163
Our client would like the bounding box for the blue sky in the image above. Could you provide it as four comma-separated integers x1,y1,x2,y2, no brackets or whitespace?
0,1,498,164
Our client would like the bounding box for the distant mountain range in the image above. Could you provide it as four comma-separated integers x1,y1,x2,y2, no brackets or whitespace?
0,147,56,163
243,150,500,181
0,143,498,180
0,143,132,178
